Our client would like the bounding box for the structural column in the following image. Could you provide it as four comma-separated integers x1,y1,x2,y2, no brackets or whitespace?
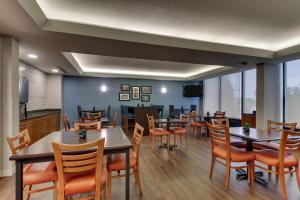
0,35,19,176
256,63,282,130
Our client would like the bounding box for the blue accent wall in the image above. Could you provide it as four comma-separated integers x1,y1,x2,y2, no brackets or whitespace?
63,76,201,124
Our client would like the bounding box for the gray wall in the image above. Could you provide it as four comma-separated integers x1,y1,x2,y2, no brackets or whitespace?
63,76,201,123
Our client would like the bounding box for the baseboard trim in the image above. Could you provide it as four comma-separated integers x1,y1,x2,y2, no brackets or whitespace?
0,166,15,177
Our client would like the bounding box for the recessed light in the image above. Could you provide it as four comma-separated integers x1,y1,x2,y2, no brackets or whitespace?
51,69,59,73
100,85,107,92
28,54,38,59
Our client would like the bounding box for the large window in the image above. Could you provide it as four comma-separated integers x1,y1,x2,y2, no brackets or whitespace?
285,60,300,125
221,72,242,118
243,69,256,113
204,77,220,115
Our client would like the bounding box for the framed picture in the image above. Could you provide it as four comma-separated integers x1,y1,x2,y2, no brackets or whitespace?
119,93,130,101
121,84,130,91
141,86,152,94
131,86,140,100
141,95,150,102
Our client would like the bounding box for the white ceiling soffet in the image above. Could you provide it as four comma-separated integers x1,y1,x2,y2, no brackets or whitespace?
35,0,300,51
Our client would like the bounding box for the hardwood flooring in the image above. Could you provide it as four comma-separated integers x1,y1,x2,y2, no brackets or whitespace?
1,129,300,199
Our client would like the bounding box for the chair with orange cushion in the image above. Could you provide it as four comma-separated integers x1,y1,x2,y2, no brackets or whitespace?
74,121,101,131
171,114,188,147
189,111,207,137
107,123,144,200
207,123,254,190
253,120,297,151
103,112,118,128
254,130,300,200
7,129,57,200
52,138,107,200
147,114,170,151
211,117,247,149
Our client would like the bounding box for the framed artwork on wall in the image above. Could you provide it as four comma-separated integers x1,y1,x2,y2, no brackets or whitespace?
131,86,140,100
141,86,152,94
119,93,130,101
141,95,150,102
121,84,130,91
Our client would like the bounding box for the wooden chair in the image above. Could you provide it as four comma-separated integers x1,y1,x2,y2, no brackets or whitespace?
7,129,57,200
254,130,300,200
74,121,101,131
147,114,170,151
103,112,118,128
254,120,297,151
171,114,188,147
107,123,144,199
189,111,207,137
214,111,226,118
62,114,71,131
121,115,129,134
207,123,254,190
52,138,107,200
86,111,101,118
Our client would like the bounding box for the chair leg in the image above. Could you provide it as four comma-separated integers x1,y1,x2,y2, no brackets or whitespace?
279,167,287,200
160,136,162,145
296,165,300,191
225,161,231,191
167,135,170,151
174,134,176,146
276,167,279,183
108,171,112,200
179,135,182,144
268,165,272,180
24,185,32,200
209,157,215,178
247,164,251,184
251,162,255,188
135,168,143,196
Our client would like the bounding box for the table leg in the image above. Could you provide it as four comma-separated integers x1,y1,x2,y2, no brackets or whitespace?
125,148,130,200
16,161,23,200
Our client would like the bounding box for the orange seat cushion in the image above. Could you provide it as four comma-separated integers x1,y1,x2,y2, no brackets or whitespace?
108,152,137,172
213,146,254,162
23,161,57,185
64,167,107,195
253,141,279,151
254,149,298,167
192,122,206,127
150,128,170,136
172,128,186,135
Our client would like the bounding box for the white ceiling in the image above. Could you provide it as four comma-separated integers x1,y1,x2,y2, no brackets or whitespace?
35,0,300,51
68,53,231,80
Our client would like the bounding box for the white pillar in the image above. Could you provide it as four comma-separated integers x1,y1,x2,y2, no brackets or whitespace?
0,36,19,177
256,63,282,130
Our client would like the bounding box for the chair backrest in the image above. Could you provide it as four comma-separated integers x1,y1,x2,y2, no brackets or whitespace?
207,123,231,159
214,111,226,118
267,120,297,133
189,111,197,123
62,114,71,131
132,123,144,158
179,114,188,128
52,138,105,199
7,129,31,155
112,112,118,128
169,105,175,118
147,114,155,132
74,122,101,131
190,104,197,112
81,115,101,122
211,117,230,127
87,112,101,118
278,130,300,164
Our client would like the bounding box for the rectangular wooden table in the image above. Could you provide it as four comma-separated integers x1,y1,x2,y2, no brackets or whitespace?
9,128,132,200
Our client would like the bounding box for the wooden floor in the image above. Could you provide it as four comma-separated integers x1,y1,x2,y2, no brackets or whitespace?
1,129,300,200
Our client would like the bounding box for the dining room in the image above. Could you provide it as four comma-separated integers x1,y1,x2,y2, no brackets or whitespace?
1,1,300,200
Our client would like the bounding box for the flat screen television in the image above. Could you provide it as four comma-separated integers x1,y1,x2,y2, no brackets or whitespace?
183,84,203,97
19,77,29,104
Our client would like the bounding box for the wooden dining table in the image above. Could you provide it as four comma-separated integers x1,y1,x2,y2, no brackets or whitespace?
9,127,132,200
229,127,299,184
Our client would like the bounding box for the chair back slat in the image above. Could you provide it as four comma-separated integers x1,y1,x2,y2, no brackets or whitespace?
7,129,31,155
132,123,144,154
267,120,297,133
112,112,118,127
214,111,226,118
147,115,155,131
211,117,229,127
279,130,300,162
74,122,101,130
87,112,101,118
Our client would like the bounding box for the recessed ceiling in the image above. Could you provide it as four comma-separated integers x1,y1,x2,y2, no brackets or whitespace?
66,53,232,80
34,0,300,51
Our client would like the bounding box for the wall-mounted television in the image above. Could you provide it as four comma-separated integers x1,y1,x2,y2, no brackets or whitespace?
183,84,203,97
19,77,29,104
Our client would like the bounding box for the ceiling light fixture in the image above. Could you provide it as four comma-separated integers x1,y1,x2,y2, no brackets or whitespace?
100,85,107,93
51,69,59,73
28,54,38,59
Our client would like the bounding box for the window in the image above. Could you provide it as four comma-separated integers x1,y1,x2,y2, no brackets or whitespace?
285,60,300,125
204,77,220,115
243,69,256,113
221,72,242,118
